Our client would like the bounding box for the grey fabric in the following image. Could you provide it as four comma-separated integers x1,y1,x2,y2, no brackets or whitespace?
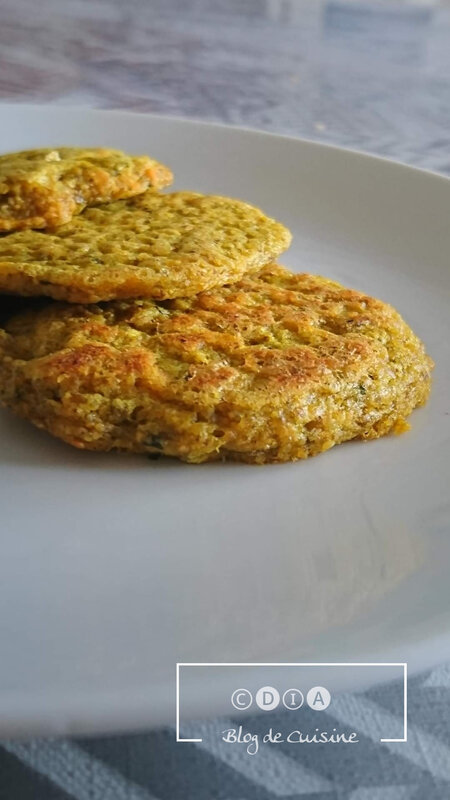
2,667,450,798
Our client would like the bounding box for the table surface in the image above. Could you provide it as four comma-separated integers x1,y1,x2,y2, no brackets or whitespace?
1,0,449,174
1,1,450,798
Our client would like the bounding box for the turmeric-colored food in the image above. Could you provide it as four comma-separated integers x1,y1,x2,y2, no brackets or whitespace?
0,147,172,231
0,263,433,464
0,191,291,303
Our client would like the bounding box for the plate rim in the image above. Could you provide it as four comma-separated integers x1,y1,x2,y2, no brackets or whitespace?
1,101,449,186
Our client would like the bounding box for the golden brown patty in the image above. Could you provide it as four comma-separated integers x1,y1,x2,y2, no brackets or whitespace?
0,264,433,464
0,147,173,231
0,191,291,303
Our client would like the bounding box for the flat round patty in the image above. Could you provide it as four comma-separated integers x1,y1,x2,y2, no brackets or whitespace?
0,191,291,303
0,264,433,464
0,147,173,231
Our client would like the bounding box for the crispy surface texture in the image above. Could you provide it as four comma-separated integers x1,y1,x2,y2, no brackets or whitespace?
0,191,291,303
0,264,433,464
0,147,173,231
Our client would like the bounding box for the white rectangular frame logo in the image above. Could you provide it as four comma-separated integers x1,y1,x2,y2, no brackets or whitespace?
176,662,407,743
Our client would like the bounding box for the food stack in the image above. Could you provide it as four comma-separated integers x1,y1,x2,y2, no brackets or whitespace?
0,147,432,464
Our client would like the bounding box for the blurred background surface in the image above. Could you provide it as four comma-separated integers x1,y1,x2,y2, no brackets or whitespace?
0,0,449,172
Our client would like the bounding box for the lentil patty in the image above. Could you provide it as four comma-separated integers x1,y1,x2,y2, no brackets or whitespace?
0,147,173,231
0,191,291,303
0,263,433,464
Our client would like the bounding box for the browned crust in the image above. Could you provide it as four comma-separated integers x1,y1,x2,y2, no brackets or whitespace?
0,264,433,464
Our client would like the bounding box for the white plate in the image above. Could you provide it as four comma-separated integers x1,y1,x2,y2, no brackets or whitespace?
0,104,449,737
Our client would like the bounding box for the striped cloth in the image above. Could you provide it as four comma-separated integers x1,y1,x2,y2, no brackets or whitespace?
2,665,450,799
